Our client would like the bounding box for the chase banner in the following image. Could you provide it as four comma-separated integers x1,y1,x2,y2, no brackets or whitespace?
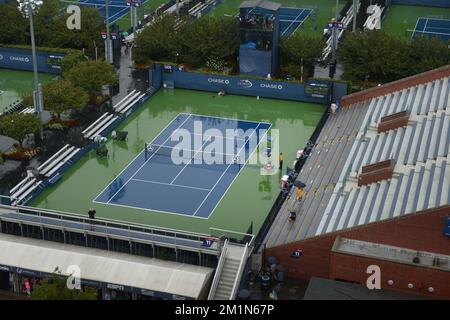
0,47,64,74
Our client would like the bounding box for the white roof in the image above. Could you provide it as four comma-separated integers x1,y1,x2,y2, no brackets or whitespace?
0,233,213,299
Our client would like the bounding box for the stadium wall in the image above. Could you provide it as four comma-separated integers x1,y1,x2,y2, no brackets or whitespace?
340,65,450,106
265,205,450,298
392,0,449,7
150,64,348,104
0,47,64,74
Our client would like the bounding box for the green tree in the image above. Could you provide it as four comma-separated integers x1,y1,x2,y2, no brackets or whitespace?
0,113,42,146
32,272,97,300
280,33,324,79
49,7,105,59
409,36,450,75
0,3,28,45
338,30,449,85
178,17,239,68
32,0,61,46
133,14,180,64
60,51,89,75
42,80,89,120
65,60,118,96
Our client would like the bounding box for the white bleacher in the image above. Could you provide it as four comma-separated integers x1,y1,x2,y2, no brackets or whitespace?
39,146,76,176
20,107,35,114
43,147,80,178
115,92,146,114
82,113,110,136
83,114,117,139
112,89,137,112
37,144,70,171
11,180,43,206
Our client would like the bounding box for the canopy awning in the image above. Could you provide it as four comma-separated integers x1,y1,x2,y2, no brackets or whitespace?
0,233,214,299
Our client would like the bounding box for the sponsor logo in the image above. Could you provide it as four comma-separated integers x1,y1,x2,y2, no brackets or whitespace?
208,78,229,85
9,56,30,63
0,54,3,61
0,265,9,271
107,283,125,291
237,79,253,89
260,83,283,90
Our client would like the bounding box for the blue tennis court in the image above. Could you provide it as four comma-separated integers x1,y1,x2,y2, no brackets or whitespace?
412,17,450,42
61,0,139,24
278,7,312,38
94,113,271,218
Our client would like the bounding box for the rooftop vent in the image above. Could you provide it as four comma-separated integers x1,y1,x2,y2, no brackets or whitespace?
378,110,410,133
358,159,396,186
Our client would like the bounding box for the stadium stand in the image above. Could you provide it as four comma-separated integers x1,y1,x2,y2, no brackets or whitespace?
83,90,144,140
263,65,450,248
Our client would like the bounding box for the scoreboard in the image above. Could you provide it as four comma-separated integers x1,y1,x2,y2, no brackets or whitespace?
304,82,330,99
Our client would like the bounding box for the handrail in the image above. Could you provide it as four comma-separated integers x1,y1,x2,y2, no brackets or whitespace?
0,203,213,240
209,227,255,247
230,243,249,300
207,239,229,300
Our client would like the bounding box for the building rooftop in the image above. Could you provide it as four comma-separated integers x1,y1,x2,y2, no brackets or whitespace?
333,237,450,272
264,67,450,248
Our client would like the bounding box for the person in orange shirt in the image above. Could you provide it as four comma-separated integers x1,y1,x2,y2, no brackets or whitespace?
296,187,304,201
279,152,284,170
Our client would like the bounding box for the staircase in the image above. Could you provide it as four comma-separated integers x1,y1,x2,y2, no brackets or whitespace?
208,240,250,300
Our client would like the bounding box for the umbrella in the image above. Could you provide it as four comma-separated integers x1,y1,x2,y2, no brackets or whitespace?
122,31,129,36
293,180,306,188
267,256,277,265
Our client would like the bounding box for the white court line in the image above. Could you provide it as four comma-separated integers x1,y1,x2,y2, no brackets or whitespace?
193,123,261,216
131,178,211,191
106,115,193,203
281,9,305,37
170,138,212,185
93,199,210,220
188,112,272,127
196,123,272,218
94,113,191,201
411,18,422,39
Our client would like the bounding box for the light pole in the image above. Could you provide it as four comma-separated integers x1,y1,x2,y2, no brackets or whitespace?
17,0,44,117
105,0,113,63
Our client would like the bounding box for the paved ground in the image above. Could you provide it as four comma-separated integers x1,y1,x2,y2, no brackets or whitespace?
0,290,29,300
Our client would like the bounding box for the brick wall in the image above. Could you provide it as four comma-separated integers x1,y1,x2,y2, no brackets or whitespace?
265,206,450,297
330,253,450,299
340,65,450,107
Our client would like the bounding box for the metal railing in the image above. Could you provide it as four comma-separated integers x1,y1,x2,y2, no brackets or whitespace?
0,203,218,252
230,242,250,300
207,238,229,300
209,227,255,247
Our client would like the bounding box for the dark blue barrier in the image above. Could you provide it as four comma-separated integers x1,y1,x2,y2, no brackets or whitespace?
0,47,65,74
392,0,449,7
153,64,348,104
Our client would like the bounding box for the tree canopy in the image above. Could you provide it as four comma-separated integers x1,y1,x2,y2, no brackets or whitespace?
339,30,450,84
0,0,104,60
279,33,324,79
65,60,118,95
31,273,97,300
134,16,239,69
42,80,89,119
0,113,42,144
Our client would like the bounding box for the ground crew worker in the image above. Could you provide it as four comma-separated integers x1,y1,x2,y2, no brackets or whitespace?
279,152,284,170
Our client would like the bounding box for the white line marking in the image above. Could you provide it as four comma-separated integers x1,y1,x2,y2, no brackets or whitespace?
199,123,272,218
92,199,209,220
170,138,211,184
131,178,211,191
193,123,261,216
106,115,192,203
94,113,191,201
188,112,272,126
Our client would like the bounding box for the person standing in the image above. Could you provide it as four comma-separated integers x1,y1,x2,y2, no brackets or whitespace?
88,208,96,230
279,153,284,170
